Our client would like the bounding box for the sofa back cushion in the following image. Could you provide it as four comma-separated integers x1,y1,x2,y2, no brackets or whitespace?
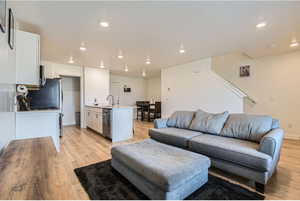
271,119,280,129
189,109,229,134
167,111,195,129
220,114,273,142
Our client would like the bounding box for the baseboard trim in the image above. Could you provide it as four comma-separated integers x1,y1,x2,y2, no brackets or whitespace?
284,132,300,140
63,123,77,126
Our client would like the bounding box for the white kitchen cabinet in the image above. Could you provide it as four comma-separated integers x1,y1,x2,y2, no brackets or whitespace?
0,30,16,84
86,110,92,128
93,112,103,133
16,30,40,85
41,61,54,78
41,61,83,79
86,106,103,134
84,67,110,106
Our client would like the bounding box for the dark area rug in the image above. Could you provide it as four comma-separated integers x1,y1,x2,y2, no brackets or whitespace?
74,160,265,200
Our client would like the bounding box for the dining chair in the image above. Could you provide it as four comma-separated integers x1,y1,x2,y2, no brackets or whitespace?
154,101,161,118
136,101,144,120
141,101,150,121
149,101,161,121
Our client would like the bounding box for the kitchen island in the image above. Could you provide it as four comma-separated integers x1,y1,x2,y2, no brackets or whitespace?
85,105,134,142
16,110,61,152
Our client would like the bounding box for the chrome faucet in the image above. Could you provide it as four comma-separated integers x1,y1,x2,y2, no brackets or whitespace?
106,95,115,106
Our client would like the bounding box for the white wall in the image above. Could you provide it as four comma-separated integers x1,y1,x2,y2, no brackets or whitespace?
0,4,16,152
110,74,147,106
212,51,300,139
146,76,161,102
161,58,244,117
0,85,16,152
0,84,15,112
61,77,80,126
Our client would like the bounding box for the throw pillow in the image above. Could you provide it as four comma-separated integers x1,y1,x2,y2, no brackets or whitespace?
167,111,195,129
220,113,273,142
189,109,229,134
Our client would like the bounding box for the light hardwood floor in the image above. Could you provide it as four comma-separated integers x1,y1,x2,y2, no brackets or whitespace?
0,121,299,200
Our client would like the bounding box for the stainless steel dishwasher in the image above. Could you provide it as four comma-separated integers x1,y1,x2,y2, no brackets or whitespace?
102,108,112,139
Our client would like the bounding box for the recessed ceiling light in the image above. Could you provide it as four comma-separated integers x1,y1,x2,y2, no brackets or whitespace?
68,56,74,64
124,64,129,72
100,21,109,28
118,50,124,59
80,47,86,51
99,60,105,68
256,22,267,29
145,57,151,65
290,40,299,48
79,42,87,51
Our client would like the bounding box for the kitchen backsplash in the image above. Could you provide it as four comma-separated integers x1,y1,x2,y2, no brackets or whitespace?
0,84,15,112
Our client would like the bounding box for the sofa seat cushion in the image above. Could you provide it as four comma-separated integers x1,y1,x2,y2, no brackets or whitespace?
149,127,202,148
189,109,229,134
111,139,211,191
166,111,195,129
189,134,272,171
220,114,273,142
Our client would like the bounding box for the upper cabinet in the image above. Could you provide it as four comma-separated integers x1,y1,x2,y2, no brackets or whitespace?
41,61,83,79
0,18,16,85
84,67,110,106
16,30,40,85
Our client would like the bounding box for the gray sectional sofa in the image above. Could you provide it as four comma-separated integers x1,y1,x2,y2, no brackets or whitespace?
149,110,284,193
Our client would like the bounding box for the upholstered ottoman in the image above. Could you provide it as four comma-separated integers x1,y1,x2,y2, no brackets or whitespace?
111,139,211,200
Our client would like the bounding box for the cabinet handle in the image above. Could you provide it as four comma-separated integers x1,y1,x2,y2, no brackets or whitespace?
88,112,90,116
96,114,98,118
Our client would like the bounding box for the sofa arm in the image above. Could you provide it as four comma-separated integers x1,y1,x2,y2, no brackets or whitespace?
259,128,284,158
154,118,168,129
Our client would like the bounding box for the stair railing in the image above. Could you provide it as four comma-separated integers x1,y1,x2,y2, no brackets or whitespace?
212,73,257,104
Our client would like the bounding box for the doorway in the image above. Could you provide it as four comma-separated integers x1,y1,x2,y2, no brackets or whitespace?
61,76,81,127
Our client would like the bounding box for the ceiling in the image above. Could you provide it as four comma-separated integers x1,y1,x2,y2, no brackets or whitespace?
10,1,300,77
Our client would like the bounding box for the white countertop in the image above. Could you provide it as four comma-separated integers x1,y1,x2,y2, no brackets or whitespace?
109,105,135,110
85,105,135,109
85,105,103,108
16,109,61,114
